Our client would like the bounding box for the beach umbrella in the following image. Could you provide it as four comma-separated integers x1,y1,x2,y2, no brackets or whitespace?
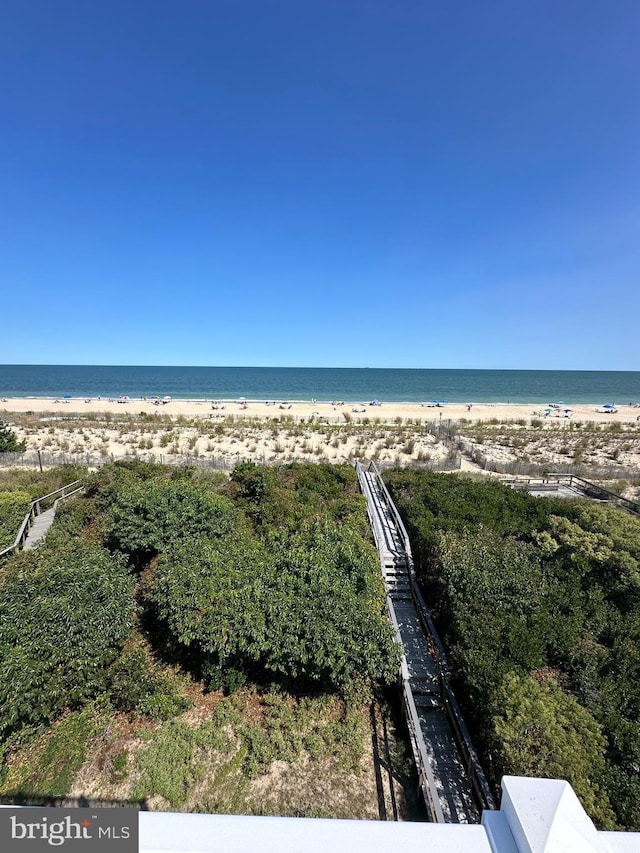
163,396,172,402
603,403,615,409
63,394,72,399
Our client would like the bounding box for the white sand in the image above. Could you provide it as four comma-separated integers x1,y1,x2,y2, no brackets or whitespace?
3,397,639,478
2,396,640,425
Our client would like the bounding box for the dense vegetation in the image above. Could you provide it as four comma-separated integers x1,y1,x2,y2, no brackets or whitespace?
0,492,32,551
0,461,399,812
0,421,26,453
0,543,135,737
384,470,640,829
0,465,87,497
89,460,397,692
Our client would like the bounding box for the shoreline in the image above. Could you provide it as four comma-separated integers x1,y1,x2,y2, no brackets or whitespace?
2,396,640,425
4,393,639,405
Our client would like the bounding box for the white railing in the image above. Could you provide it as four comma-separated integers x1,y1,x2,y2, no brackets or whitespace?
132,776,639,852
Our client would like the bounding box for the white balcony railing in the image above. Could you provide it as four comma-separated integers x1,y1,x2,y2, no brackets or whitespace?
136,777,640,853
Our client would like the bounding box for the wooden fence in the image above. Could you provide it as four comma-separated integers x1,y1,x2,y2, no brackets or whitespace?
0,450,461,473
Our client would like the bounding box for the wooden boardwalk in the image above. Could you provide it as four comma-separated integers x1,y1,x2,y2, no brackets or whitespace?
357,462,494,824
504,474,640,516
23,507,57,550
0,481,83,561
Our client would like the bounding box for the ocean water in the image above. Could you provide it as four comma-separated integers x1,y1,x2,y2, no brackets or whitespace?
1,365,639,405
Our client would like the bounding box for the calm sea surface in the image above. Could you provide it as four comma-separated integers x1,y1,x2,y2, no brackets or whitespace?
1,365,638,405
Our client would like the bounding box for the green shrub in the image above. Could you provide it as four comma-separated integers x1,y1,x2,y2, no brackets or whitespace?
105,477,240,567
203,660,247,695
435,526,550,711
0,491,31,551
108,642,191,720
143,517,398,691
0,543,135,738
493,672,615,827
0,422,26,453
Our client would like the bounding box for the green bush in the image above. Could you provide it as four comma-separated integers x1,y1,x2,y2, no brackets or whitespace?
0,543,135,738
108,642,191,720
492,672,615,827
203,660,247,695
105,476,240,567
0,465,87,499
0,491,31,551
256,519,397,687
435,526,550,712
143,517,398,691
0,422,26,453
44,496,104,550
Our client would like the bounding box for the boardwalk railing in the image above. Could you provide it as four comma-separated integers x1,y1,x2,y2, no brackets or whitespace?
0,481,83,561
371,461,495,813
503,473,640,516
356,460,495,820
374,542,447,822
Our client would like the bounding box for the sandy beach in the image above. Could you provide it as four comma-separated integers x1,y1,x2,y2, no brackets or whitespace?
2,396,640,425
2,397,639,491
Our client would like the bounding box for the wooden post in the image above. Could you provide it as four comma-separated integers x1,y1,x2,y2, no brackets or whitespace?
38,450,43,472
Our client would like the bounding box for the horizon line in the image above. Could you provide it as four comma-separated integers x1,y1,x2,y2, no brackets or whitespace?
1,363,640,373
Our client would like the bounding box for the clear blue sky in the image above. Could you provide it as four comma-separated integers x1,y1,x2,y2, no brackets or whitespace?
2,0,638,369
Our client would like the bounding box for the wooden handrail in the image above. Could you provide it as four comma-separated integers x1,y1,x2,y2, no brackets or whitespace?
0,481,83,561
358,459,496,816
502,473,640,516
35,480,82,504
